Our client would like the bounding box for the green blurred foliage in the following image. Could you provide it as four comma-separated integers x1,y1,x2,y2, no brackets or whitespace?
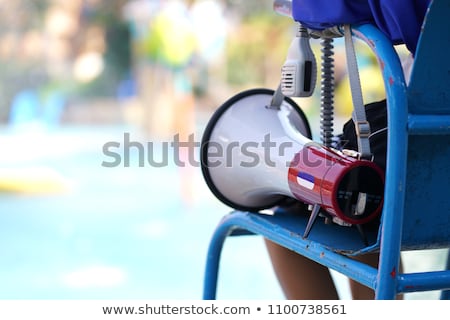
0,0,134,122
226,12,293,87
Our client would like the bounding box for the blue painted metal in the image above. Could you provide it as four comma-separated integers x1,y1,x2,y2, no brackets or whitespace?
352,23,409,299
203,0,450,300
203,210,379,299
408,115,450,135
408,1,450,115
398,270,450,294
401,0,450,252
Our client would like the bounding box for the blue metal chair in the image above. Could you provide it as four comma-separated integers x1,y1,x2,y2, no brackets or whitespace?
203,0,450,299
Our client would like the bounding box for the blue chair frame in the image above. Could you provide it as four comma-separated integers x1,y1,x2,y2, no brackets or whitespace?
203,0,450,299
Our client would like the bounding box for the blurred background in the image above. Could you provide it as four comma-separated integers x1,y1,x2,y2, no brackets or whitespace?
0,0,447,299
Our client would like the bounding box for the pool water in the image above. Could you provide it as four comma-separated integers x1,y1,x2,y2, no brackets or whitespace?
0,125,286,299
0,125,445,299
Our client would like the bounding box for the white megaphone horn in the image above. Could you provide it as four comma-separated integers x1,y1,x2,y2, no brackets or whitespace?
200,89,384,226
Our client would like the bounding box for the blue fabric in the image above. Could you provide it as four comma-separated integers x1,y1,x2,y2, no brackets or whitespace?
292,0,431,54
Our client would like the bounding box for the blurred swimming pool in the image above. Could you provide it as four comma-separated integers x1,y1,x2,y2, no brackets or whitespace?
0,125,286,299
0,125,446,299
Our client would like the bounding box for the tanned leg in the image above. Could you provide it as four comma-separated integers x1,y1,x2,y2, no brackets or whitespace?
265,239,339,300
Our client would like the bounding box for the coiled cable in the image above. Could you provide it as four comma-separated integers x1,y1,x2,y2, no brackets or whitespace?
320,37,335,147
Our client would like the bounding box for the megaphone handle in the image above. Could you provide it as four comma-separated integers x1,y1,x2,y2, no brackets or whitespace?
303,203,321,238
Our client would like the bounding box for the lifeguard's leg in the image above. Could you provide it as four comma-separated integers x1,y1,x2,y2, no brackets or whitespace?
265,239,339,300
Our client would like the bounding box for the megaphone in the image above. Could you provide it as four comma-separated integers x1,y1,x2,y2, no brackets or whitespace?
201,88,384,225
